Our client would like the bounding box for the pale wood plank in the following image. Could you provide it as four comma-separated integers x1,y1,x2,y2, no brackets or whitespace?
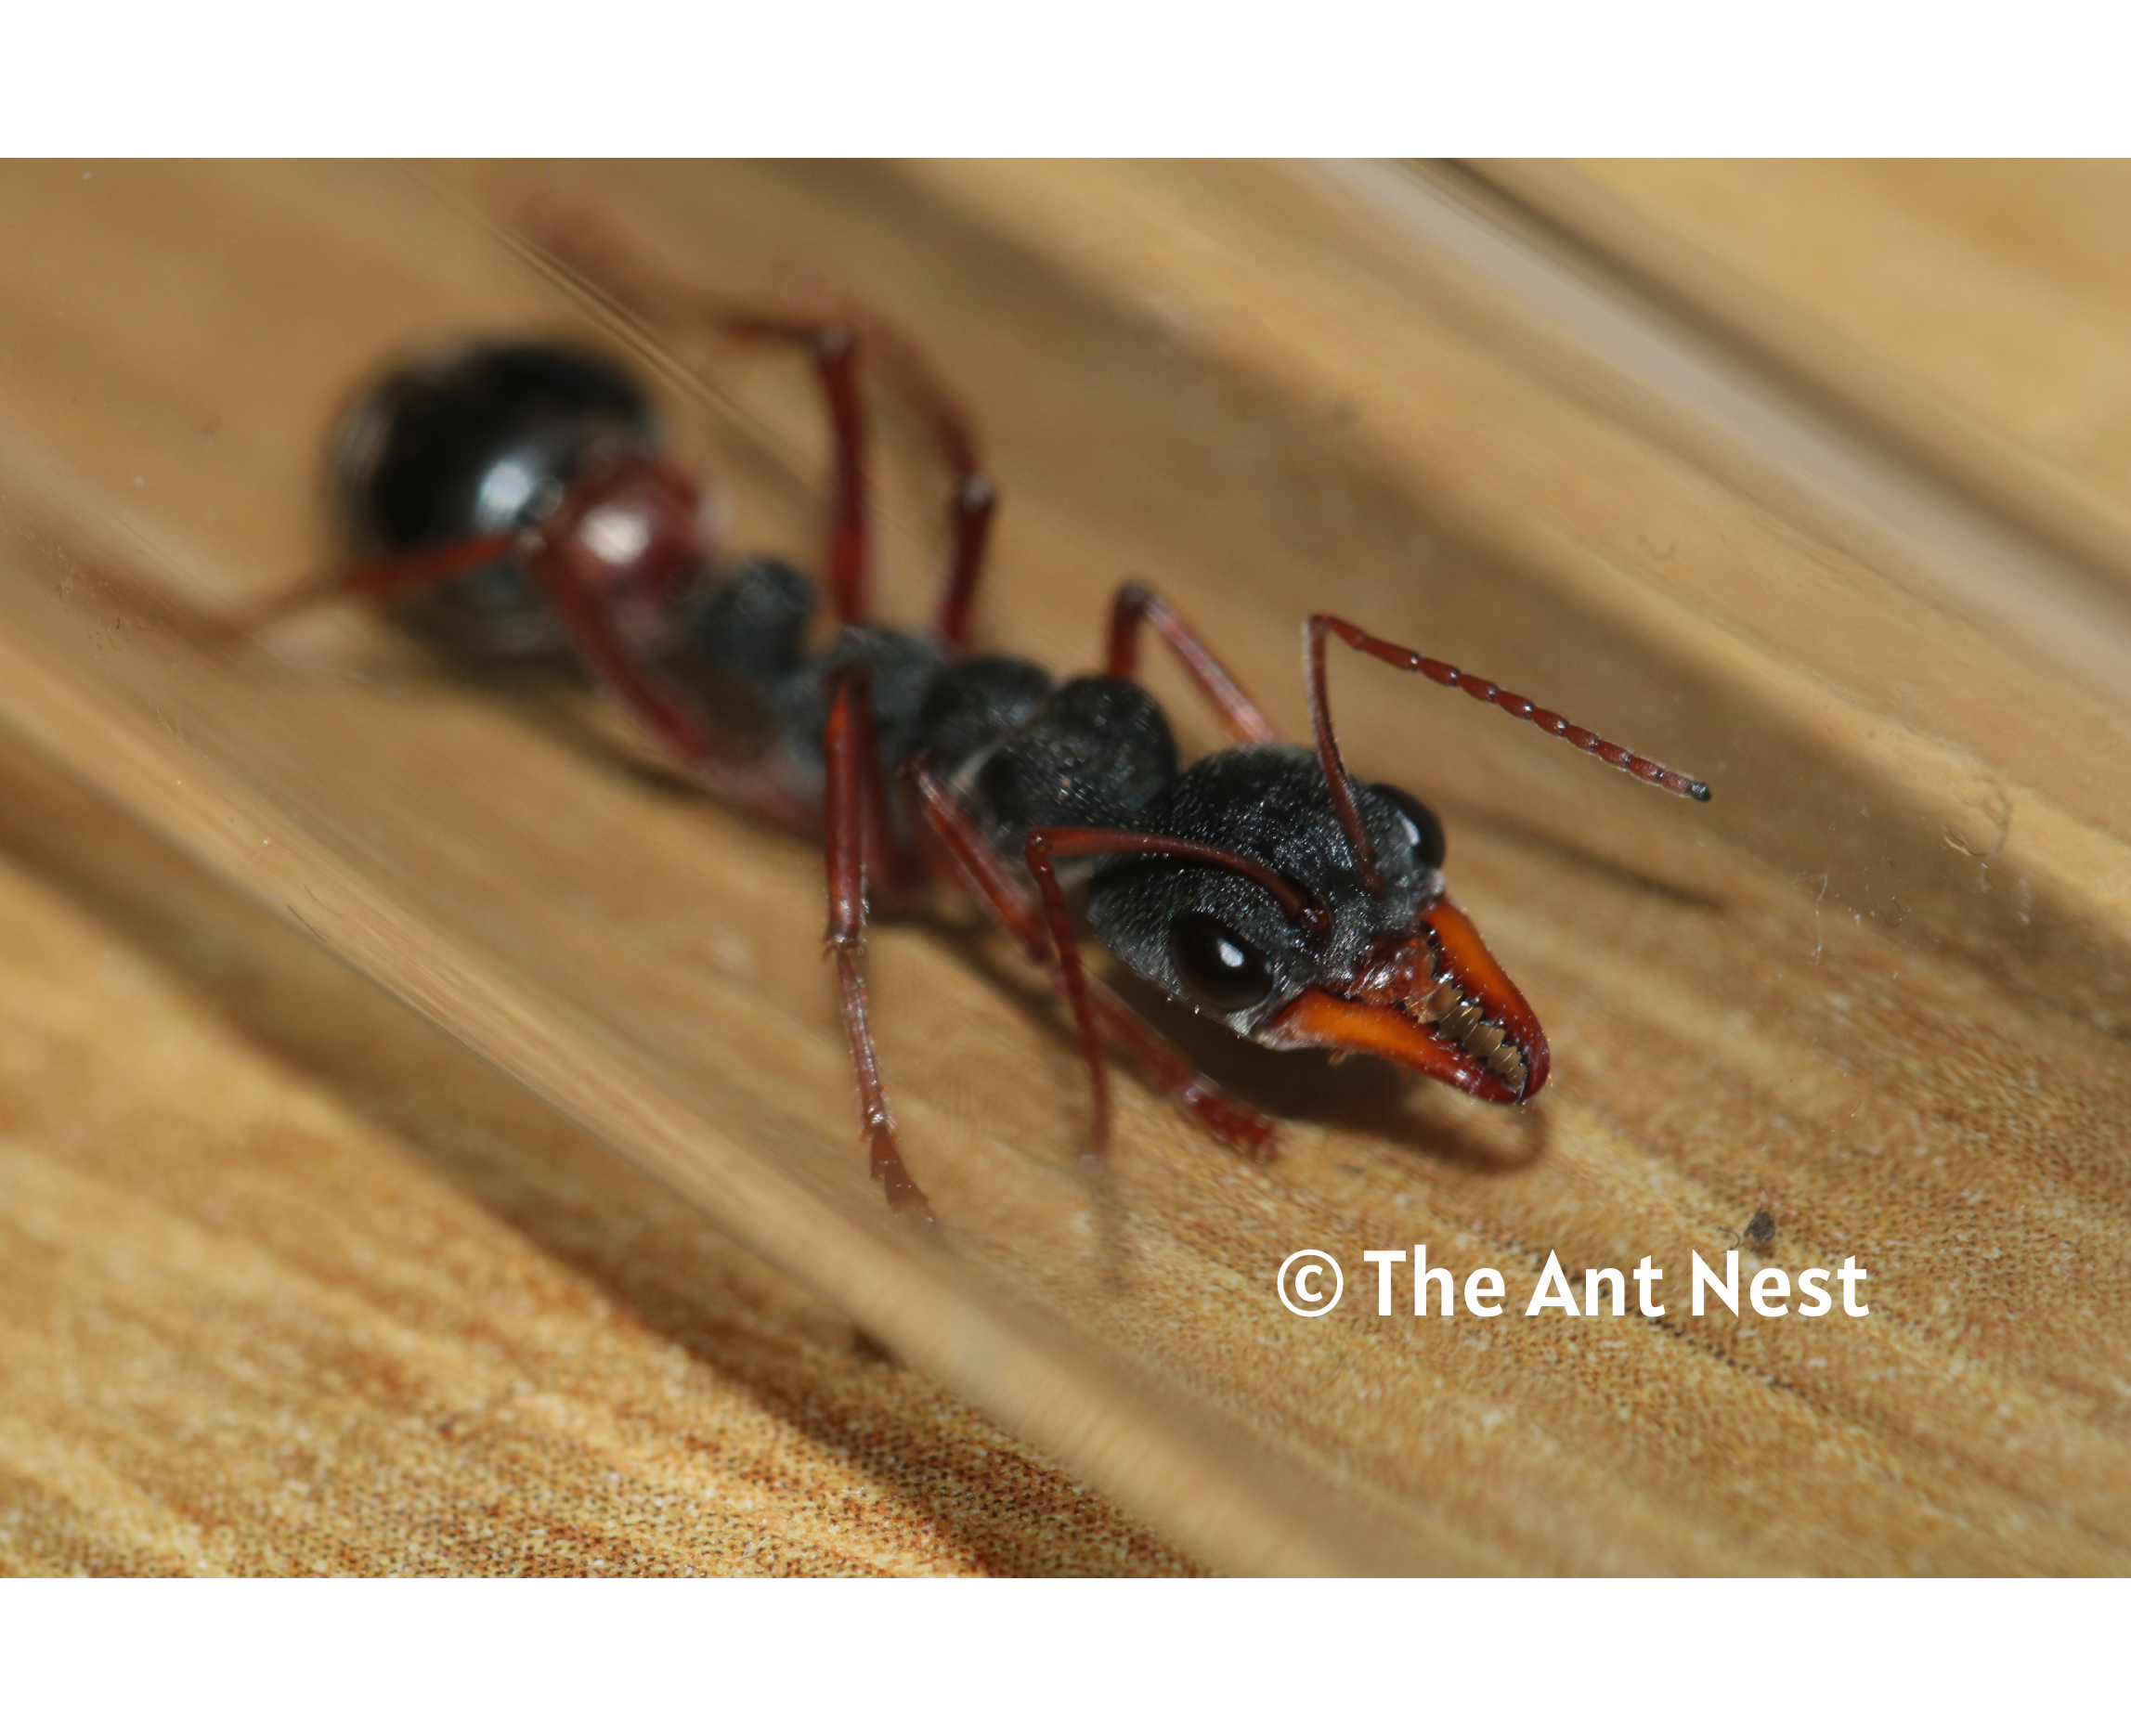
0,162,2125,1573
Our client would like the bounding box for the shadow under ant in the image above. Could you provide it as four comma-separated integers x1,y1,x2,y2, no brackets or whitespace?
926,910,1551,1185
1107,969,1552,1176
398,635,816,838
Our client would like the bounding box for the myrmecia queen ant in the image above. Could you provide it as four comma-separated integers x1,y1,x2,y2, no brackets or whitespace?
274,321,1709,1223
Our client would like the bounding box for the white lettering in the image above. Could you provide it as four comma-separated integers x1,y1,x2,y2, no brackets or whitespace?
1363,1249,1407,1316
1797,1268,1833,1316
1691,1250,1739,1316
1527,1251,1580,1315
1838,1255,1871,1316
1414,1245,1454,1316
1750,1267,1790,1316
1465,1268,1505,1317
1634,1256,1666,1317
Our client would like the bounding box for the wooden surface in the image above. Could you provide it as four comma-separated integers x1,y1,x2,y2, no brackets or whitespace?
3,162,2131,1574
0,733,1193,1574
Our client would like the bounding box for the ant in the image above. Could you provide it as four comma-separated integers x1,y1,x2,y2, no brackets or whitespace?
270,320,1710,1224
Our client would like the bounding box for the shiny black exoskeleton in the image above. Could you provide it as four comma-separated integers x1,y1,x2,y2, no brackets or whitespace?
338,342,660,655
320,333,1709,1219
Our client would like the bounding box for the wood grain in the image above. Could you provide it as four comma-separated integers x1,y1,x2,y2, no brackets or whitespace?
2,162,2129,1574
0,732,1196,1575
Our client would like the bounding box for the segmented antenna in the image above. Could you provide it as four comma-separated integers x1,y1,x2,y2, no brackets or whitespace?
1306,614,1711,893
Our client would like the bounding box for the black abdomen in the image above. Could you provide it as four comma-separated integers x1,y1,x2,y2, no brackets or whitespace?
336,340,658,654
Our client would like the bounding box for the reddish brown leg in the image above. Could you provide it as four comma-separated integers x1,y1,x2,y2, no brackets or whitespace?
847,654,920,900
863,329,996,654
1024,825,1329,1164
824,667,932,1220
726,317,872,627
240,530,517,628
515,529,811,827
527,218,989,648
904,765,1278,1163
720,311,994,648
1108,581,1280,744
932,475,996,655
1306,614,1714,893
513,224,869,620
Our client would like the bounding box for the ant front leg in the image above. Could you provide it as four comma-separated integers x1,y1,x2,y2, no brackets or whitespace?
1107,580,1279,744
904,764,1279,1167
824,667,932,1220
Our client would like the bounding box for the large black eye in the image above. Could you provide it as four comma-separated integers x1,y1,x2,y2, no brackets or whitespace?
1373,782,1446,870
1170,912,1274,1011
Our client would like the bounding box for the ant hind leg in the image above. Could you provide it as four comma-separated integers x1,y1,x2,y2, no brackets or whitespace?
239,530,519,630
723,316,873,628
1107,580,1279,745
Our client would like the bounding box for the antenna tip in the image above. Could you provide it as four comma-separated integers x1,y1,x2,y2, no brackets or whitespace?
1687,780,1712,803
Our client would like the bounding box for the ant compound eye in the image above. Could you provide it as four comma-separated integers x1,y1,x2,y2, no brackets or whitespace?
1372,783,1446,870
1170,912,1275,1012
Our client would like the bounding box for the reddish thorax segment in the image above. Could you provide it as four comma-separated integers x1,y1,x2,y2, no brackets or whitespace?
538,448,712,648
506,452,808,825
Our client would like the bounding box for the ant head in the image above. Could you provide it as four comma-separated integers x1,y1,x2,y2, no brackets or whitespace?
1085,744,1549,1103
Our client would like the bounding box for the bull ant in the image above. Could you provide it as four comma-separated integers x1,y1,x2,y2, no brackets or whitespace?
274,324,1710,1222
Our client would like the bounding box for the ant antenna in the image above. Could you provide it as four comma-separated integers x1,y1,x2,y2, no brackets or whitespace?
1306,614,1712,895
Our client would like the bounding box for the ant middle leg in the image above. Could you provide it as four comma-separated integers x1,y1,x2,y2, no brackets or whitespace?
824,667,932,1220
904,762,1278,1167
1107,581,1279,745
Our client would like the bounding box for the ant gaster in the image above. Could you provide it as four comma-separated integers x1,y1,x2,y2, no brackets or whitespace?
282,323,1710,1223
